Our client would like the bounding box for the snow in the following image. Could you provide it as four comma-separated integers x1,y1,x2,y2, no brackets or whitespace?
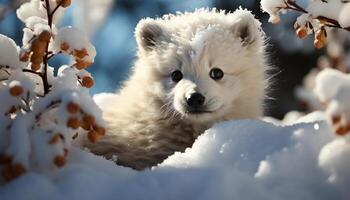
0,0,105,182
313,68,350,124
260,0,350,45
16,0,47,23
1,0,350,199
52,27,97,65
16,0,65,25
308,0,344,21
0,112,349,200
0,34,24,69
313,68,347,103
260,0,286,23
339,4,350,28
319,138,350,185
261,0,350,26
260,0,285,15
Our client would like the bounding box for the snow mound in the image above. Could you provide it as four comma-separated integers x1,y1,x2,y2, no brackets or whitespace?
0,35,24,69
1,112,349,200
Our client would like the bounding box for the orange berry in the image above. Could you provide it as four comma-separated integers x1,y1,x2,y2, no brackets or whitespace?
49,133,62,144
332,115,341,124
316,29,327,42
67,117,80,129
30,54,44,64
93,125,106,136
5,106,17,115
19,52,30,62
335,125,347,136
81,76,94,88
9,85,23,97
57,0,71,8
11,163,26,177
314,39,325,49
82,115,95,125
66,102,80,114
0,154,12,165
81,122,91,130
31,63,41,71
296,28,307,39
31,39,46,54
53,155,66,167
74,60,93,70
73,48,88,59
38,31,51,42
88,130,100,143
60,42,70,51
344,123,350,135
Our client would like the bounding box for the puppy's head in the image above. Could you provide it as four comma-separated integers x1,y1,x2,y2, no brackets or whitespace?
135,9,267,123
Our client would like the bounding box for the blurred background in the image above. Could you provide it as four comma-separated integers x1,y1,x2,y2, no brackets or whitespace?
0,0,327,118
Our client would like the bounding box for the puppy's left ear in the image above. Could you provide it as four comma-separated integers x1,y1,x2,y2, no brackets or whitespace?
231,9,262,46
135,18,170,52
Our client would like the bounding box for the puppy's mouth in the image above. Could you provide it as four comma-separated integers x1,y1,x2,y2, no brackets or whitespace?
185,107,213,114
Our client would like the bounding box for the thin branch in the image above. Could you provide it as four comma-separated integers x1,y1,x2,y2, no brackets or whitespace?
50,2,63,17
47,51,62,60
0,66,11,75
280,0,350,32
23,69,42,76
35,100,61,121
42,0,53,95
286,0,308,13
19,91,32,112
44,0,52,28
40,0,63,95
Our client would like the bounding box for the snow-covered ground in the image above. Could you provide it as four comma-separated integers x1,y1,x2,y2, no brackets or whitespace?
1,111,349,200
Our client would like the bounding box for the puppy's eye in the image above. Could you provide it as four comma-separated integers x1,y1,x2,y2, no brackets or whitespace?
171,70,183,82
209,68,224,80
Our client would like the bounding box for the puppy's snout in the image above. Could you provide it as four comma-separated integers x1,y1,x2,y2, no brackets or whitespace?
186,93,205,108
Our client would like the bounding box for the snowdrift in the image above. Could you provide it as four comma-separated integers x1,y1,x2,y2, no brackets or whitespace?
1,112,349,200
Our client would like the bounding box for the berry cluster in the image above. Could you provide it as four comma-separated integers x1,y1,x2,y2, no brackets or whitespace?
0,0,105,182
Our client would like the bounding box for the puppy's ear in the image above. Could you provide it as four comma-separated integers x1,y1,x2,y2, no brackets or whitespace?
135,18,170,51
231,9,261,46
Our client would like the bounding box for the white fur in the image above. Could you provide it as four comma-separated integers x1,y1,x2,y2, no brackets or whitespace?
85,8,270,170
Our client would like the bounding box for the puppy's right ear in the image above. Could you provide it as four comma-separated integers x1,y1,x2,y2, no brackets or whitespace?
135,18,170,52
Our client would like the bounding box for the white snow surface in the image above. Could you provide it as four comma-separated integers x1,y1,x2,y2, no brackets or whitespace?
339,4,350,28
314,68,350,120
0,34,24,69
1,111,349,200
16,0,65,25
52,26,96,62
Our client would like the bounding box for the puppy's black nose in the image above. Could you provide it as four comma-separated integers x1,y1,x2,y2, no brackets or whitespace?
186,93,205,108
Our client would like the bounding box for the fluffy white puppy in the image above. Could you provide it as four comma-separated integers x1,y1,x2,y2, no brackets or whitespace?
87,8,269,170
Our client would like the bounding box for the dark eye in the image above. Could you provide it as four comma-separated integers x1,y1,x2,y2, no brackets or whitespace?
171,70,183,82
209,68,224,80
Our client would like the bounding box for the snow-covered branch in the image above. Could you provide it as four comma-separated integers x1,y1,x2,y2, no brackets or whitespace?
261,0,350,48
0,0,105,182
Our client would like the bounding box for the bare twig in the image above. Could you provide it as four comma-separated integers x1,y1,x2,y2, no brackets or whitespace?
35,99,61,121
40,0,62,95
23,69,42,76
